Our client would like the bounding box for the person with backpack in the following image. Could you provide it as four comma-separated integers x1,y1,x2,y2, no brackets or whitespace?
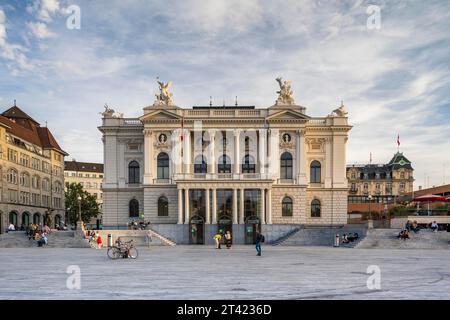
255,231,264,256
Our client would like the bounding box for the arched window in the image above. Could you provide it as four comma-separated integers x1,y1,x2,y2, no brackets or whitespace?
158,196,169,216
310,160,321,183
280,152,293,179
311,199,321,217
282,197,293,217
20,172,30,187
157,153,169,179
128,161,140,184
242,155,256,173
42,178,50,191
218,154,231,173
194,155,207,174
33,213,41,225
129,199,139,218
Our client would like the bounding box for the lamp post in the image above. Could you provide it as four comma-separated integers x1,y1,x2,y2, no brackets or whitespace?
77,195,82,231
368,194,373,229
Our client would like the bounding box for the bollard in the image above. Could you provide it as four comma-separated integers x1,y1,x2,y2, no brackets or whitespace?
334,233,340,247
107,233,113,247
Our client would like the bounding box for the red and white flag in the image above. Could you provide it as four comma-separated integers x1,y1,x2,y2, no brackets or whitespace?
397,134,400,148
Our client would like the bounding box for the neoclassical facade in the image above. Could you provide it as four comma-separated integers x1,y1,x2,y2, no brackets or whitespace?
99,79,351,244
0,106,67,233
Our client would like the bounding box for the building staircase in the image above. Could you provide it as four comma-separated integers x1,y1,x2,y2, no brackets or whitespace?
356,228,450,249
93,228,176,248
0,231,90,248
272,225,367,247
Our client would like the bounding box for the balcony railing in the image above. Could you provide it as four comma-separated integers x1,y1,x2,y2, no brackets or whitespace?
153,178,172,184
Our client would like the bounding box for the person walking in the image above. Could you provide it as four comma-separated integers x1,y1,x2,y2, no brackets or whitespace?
255,231,264,256
224,231,232,249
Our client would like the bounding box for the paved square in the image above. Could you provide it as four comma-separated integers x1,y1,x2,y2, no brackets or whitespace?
0,246,449,299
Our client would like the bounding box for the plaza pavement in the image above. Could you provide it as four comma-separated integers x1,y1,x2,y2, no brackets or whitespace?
0,245,449,300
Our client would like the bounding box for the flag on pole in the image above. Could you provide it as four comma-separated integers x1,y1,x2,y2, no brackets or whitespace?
181,117,184,141
370,152,372,164
397,134,400,151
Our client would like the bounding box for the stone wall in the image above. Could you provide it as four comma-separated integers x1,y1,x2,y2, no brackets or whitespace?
102,189,144,228
271,186,306,224
305,189,348,225
143,186,178,224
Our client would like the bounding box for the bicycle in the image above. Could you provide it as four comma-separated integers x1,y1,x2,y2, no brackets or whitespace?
107,240,139,259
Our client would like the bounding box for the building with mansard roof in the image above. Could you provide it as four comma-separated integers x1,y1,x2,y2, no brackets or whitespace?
0,105,67,233
98,79,352,244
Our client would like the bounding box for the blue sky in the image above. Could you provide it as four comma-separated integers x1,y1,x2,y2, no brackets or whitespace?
1,0,449,188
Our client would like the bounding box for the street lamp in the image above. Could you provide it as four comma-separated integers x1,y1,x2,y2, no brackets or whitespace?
368,194,373,229
78,195,82,226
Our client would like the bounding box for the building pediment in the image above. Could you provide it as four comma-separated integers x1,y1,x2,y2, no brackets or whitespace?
266,109,310,122
139,109,181,122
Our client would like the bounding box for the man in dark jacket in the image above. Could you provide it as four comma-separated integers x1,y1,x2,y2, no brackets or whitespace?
255,231,264,256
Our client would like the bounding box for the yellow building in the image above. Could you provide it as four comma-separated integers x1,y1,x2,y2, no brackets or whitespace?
64,160,103,227
0,105,67,233
347,152,414,204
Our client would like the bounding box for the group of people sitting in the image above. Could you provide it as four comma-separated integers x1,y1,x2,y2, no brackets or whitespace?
405,220,420,233
25,224,49,247
86,230,103,249
398,229,410,240
127,220,150,230
341,232,359,244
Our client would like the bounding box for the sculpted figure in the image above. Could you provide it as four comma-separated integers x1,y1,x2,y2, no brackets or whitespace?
331,101,348,117
275,77,295,105
101,104,115,118
154,80,174,106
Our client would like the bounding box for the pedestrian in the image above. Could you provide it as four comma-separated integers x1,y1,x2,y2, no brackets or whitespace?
214,232,222,249
255,231,264,256
224,231,232,249
96,232,103,249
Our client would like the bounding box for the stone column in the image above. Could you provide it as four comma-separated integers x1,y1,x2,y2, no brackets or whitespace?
171,130,182,178
268,129,280,179
234,129,241,176
267,188,272,224
233,188,238,224
209,130,216,175
184,188,190,224
325,137,332,188
298,129,307,185
143,130,153,184
205,188,211,224
178,188,183,224
183,130,191,174
212,188,217,224
239,188,245,224
260,188,266,224
259,129,267,176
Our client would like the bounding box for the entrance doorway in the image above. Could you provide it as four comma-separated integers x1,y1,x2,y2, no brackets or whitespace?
245,216,260,244
0,212,3,234
189,215,205,244
218,215,232,235
9,212,18,227
33,213,41,225
54,215,62,229
22,212,30,227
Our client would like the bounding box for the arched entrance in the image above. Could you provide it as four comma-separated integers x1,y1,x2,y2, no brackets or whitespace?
33,213,41,225
218,215,233,235
189,215,205,244
245,216,260,244
54,215,62,229
0,211,4,234
9,211,18,227
22,212,30,227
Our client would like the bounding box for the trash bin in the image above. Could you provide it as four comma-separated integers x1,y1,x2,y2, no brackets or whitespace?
107,234,113,247
334,234,340,247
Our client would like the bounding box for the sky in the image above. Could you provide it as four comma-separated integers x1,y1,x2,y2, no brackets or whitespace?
0,0,449,189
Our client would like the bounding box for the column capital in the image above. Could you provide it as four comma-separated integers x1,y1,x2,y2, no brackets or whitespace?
144,129,154,137
296,129,306,136
233,129,241,136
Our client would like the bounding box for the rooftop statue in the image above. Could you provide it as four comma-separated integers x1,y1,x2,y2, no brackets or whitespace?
154,79,174,106
331,101,348,117
101,104,115,118
275,77,295,105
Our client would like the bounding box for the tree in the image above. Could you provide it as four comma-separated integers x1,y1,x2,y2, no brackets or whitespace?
65,182,100,225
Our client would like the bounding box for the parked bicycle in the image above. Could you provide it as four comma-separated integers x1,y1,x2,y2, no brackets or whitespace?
107,240,138,259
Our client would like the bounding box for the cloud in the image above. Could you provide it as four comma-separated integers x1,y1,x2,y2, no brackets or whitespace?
27,21,56,39
36,0,60,22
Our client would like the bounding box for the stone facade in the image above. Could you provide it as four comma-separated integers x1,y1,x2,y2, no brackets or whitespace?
0,106,67,233
99,80,352,244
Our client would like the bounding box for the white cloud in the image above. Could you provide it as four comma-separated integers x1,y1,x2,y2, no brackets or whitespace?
27,21,56,39
37,0,60,22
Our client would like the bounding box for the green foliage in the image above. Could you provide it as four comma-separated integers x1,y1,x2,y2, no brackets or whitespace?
65,182,100,225
388,205,409,217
